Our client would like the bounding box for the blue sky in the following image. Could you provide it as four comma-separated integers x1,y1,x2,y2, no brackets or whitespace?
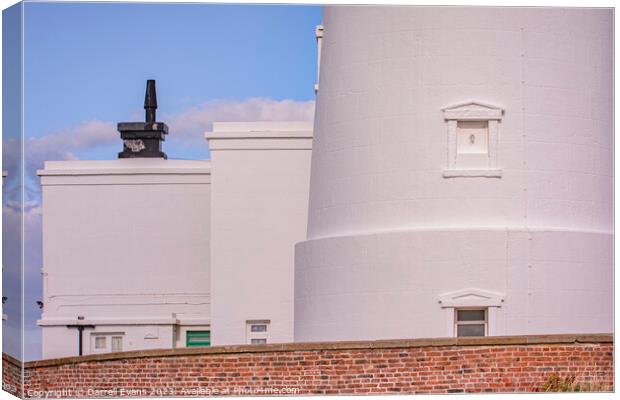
3,1,322,361
25,1,321,161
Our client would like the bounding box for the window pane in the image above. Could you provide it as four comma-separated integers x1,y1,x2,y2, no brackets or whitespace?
251,338,267,344
187,331,210,339
186,331,211,347
251,324,267,332
111,337,123,352
457,310,486,322
95,337,106,349
457,324,485,337
187,336,211,343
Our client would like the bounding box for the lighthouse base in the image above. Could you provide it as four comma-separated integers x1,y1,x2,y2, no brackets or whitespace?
294,228,612,342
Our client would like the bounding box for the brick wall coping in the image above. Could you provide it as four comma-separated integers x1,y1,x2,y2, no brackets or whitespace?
24,333,612,369
2,353,23,368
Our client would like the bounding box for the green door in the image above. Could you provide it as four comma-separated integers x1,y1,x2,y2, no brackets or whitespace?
186,331,211,347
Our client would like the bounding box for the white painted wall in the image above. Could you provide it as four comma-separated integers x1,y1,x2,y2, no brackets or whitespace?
37,159,211,359
41,324,176,359
295,7,613,342
206,122,312,345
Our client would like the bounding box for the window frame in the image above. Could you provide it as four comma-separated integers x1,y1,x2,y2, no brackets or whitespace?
454,307,488,337
246,320,270,345
111,336,123,352
437,288,505,337
90,332,125,354
186,330,211,347
441,101,504,178
95,336,106,350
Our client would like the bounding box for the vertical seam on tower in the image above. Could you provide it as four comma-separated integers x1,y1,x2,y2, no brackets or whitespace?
520,25,527,229
519,20,533,328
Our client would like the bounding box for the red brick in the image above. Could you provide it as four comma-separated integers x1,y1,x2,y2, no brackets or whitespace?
4,337,613,398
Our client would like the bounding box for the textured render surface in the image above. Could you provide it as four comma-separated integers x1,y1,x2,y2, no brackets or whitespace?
296,7,613,342
37,159,212,359
206,122,312,346
8,335,613,397
306,5,612,237
296,229,612,341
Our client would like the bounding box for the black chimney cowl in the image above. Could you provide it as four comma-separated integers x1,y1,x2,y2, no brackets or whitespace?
117,80,168,159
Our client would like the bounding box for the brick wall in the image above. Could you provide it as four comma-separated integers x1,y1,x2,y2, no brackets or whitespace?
5,334,614,398
2,353,22,398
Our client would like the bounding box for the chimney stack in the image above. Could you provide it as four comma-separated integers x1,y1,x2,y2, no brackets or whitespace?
118,80,168,159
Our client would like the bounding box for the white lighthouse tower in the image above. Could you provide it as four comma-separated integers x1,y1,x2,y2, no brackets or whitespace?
294,6,612,341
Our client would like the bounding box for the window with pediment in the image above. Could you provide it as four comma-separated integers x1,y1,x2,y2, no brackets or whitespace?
438,288,505,337
441,101,504,178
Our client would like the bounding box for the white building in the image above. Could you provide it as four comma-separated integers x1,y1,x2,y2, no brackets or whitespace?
38,6,612,359
207,122,313,346
38,159,212,358
37,120,312,359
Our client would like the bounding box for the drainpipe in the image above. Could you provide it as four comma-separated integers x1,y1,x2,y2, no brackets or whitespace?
67,317,94,356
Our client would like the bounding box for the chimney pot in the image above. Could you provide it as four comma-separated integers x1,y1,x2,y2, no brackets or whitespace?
117,79,169,159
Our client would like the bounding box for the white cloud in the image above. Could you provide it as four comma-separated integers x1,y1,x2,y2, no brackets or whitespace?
2,97,315,203
2,120,118,195
164,97,315,146
8,98,314,178
25,120,117,171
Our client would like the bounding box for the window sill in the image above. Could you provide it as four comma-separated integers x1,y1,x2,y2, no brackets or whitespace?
442,169,502,178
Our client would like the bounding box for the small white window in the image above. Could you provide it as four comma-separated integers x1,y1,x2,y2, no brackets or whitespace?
95,336,106,349
91,332,125,354
441,101,504,177
246,320,270,344
455,308,487,337
111,336,123,352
